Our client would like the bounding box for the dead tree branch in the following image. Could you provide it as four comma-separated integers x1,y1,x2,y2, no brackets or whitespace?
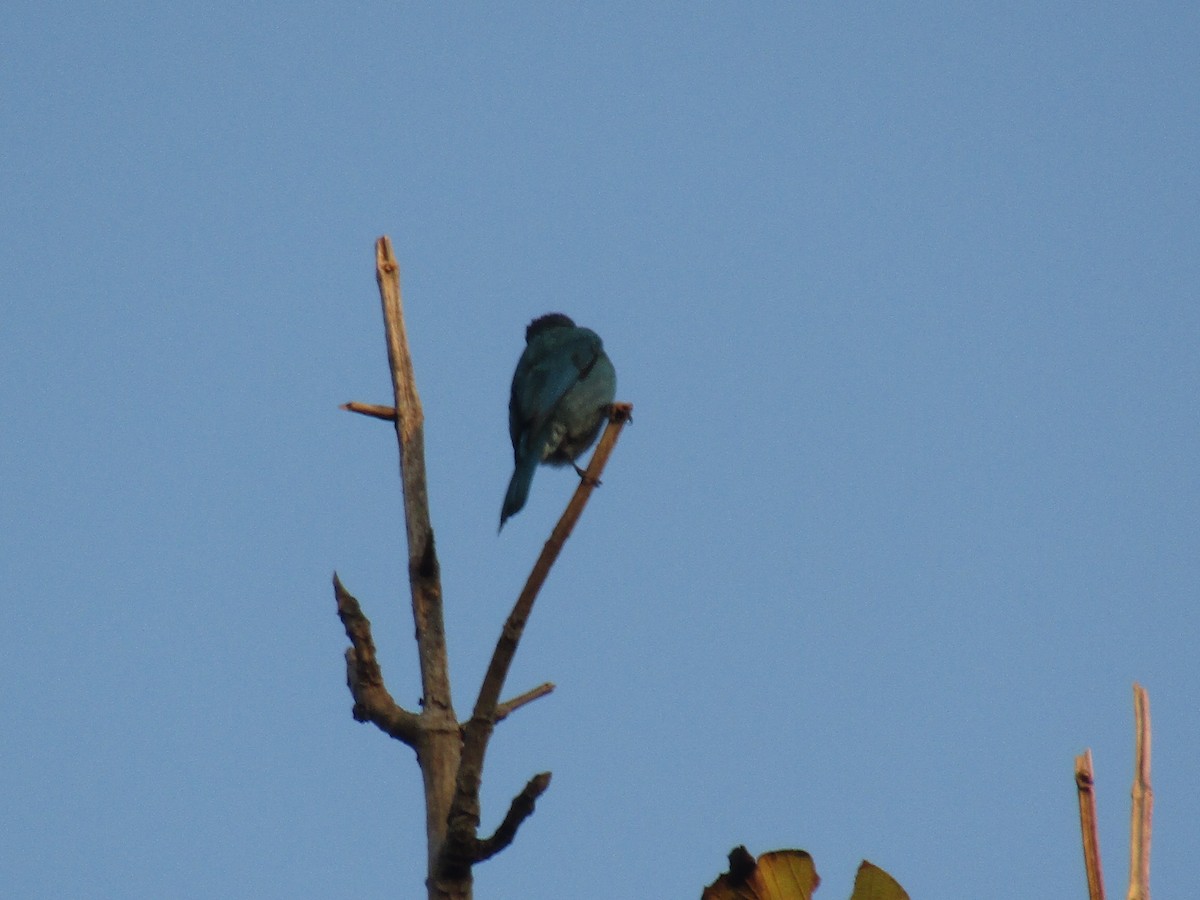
475,772,553,862
334,237,630,898
1074,748,1105,900
496,682,556,723
1074,684,1155,900
441,405,633,872
340,400,398,421
1128,683,1152,900
334,573,420,745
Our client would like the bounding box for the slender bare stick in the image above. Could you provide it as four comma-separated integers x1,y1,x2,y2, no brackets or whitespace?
513,405,633,622
440,403,633,872
496,682,556,723
341,400,397,421
1127,683,1152,900
1075,748,1106,900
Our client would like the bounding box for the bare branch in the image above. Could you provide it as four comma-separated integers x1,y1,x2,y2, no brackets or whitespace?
439,772,553,876
375,238,423,442
373,237,452,715
372,238,461,894
341,400,397,421
333,573,420,746
496,682,556,723
441,403,633,870
1075,748,1106,900
1127,683,1152,900
474,772,553,862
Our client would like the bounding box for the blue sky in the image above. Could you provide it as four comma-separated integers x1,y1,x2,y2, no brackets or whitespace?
3,3,1197,898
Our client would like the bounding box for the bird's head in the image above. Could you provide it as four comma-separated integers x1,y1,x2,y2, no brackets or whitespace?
525,313,576,342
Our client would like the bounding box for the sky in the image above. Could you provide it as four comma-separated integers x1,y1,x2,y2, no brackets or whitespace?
3,3,1198,898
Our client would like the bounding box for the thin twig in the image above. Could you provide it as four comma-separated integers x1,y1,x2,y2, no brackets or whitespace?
1075,748,1106,900
496,682,556,723
341,400,397,421
333,573,420,745
1127,683,1152,900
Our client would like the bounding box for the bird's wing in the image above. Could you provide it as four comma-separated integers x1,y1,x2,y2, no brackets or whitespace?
514,330,602,448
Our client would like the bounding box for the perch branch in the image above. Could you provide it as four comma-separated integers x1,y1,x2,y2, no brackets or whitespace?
1075,748,1106,900
440,403,633,871
495,682,556,723
333,573,420,745
1127,683,1152,900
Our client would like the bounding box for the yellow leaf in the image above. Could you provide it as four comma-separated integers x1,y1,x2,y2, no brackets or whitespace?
702,847,820,900
848,860,909,900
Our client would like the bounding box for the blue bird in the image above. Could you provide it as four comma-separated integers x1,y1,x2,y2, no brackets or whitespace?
500,313,617,530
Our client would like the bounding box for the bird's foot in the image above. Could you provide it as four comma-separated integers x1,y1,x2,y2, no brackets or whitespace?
605,402,633,424
573,463,602,486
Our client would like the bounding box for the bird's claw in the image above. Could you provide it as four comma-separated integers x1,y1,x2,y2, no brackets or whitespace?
573,463,602,487
605,402,633,424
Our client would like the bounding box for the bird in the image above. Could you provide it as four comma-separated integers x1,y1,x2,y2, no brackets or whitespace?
500,313,617,530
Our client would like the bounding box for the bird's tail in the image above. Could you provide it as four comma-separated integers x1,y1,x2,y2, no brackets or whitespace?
499,449,540,531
